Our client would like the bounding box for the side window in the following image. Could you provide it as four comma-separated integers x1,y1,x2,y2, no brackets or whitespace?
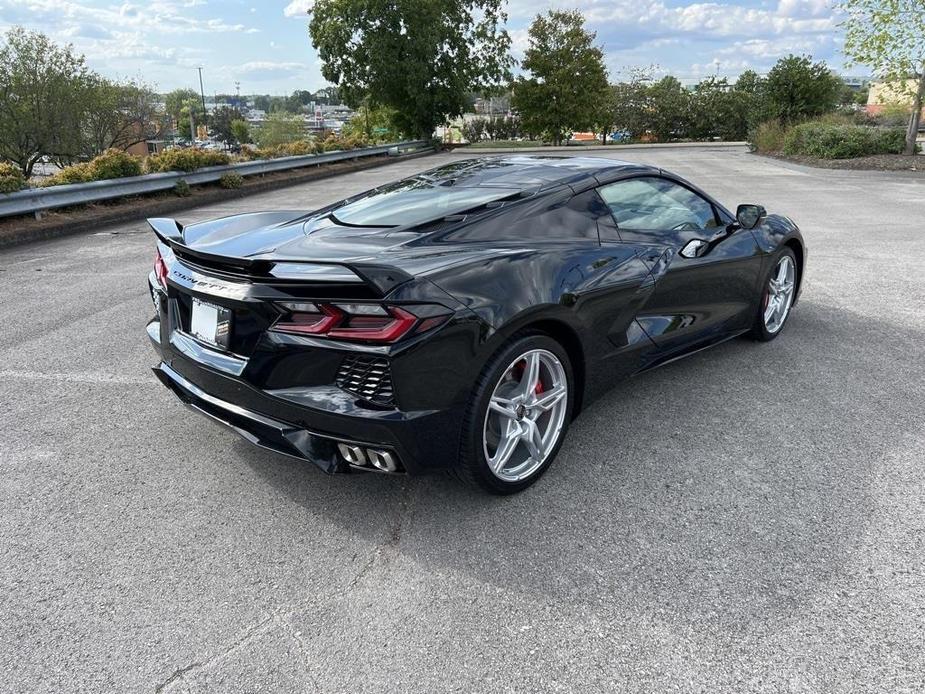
598,177,722,232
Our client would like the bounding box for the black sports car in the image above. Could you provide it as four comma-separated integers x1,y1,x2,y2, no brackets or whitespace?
146,155,805,493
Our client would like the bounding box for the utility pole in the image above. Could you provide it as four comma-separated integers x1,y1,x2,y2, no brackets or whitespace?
235,81,241,109
197,67,207,115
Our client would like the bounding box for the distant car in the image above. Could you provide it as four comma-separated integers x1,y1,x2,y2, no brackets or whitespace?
146,156,806,494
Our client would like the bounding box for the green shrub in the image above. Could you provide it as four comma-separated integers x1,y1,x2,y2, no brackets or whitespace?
220,172,244,189
41,162,94,186
173,179,191,197
243,139,315,160
872,127,908,154
146,148,230,173
90,148,143,179
0,162,27,194
277,140,315,156
42,149,143,187
241,135,368,161
783,122,908,159
748,119,787,153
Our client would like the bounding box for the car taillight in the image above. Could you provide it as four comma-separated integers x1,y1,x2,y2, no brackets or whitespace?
154,248,169,289
272,302,448,344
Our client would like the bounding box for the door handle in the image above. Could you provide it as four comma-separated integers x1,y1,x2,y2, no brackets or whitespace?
680,226,734,259
680,239,708,258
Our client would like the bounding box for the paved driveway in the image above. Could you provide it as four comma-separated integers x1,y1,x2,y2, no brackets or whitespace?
1,147,923,692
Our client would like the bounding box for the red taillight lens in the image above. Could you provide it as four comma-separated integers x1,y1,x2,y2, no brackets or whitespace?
272,303,446,344
154,249,169,289
271,303,343,335
327,306,418,341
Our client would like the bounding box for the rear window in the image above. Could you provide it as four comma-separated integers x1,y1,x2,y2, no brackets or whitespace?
331,179,521,227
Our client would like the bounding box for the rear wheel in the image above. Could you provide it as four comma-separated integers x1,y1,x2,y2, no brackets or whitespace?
750,248,798,341
456,334,574,494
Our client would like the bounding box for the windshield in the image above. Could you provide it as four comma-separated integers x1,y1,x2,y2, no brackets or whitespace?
330,179,521,227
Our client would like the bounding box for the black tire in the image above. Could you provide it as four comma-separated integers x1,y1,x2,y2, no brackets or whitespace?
455,332,575,494
749,247,798,342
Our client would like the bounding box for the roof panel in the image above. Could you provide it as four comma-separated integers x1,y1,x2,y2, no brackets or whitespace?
415,155,653,190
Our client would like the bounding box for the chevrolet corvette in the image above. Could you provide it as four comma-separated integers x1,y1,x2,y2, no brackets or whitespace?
146,155,805,493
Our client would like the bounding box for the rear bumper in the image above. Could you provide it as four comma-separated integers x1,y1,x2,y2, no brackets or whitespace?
147,317,465,475
154,361,363,472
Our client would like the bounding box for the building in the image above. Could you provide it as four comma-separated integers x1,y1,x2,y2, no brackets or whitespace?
867,78,925,116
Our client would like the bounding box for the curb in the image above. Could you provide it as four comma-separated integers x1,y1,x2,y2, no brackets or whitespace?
450,141,747,154
0,150,436,249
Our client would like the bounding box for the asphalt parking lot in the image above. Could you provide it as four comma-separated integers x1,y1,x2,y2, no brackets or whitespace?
1,145,923,693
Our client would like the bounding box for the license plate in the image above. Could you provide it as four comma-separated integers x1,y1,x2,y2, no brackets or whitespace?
190,298,232,349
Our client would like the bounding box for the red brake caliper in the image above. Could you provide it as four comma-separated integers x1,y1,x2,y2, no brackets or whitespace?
516,360,544,394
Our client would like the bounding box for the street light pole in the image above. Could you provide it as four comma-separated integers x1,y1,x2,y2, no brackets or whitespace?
197,67,207,115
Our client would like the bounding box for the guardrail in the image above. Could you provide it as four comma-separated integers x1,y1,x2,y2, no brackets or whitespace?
0,140,433,220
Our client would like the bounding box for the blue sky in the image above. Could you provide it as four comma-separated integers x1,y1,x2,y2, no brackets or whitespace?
0,0,850,96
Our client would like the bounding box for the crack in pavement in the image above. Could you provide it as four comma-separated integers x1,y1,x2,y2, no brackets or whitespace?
154,481,416,692
348,480,414,590
154,661,202,693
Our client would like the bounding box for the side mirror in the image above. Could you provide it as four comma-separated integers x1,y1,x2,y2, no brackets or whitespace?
736,204,766,230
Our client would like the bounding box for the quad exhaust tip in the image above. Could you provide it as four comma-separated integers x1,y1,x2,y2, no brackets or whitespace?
337,443,400,473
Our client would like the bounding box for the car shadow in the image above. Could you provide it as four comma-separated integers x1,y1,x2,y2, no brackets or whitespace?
237,295,922,628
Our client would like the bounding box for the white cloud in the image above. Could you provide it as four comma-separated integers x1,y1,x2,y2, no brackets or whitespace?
283,0,314,17
0,0,259,35
776,0,830,17
236,60,307,80
506,0,834,44
688,58,752,77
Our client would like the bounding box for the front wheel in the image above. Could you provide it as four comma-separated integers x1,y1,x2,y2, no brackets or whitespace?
456,334,574,494
750,248,798,341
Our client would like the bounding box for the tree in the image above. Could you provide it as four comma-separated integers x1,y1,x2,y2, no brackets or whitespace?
688,77,751,141
176,98,205,140
0,27,91,176
209,106,246,143
286,89,314,112
313,86,341,105
308,0,513,138
689,77,726,140
266,95,292,113
254,112,305,147
164,88,206,140
164,88,199,122
230,120,251,145
762,55,841,124
82,77,164,156
734,69,766,127
512,11,610,145
462,117,487,143
647,76,690,141
340,103,404,141
839,0,925,154
612,68,655,140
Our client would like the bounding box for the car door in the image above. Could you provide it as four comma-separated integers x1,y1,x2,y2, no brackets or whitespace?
596,175,764,354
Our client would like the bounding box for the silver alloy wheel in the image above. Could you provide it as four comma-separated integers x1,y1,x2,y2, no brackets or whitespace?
764,255,796,334
482,349,568,482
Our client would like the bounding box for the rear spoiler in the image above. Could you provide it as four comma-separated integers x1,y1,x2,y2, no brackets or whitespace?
147,217,413,296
